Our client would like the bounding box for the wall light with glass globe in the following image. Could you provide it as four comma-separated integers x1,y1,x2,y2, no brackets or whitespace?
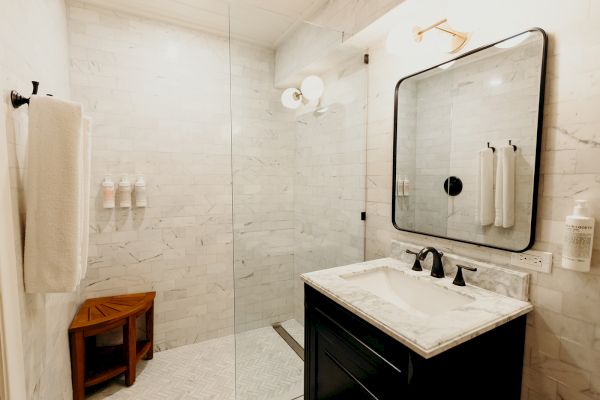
281,75,325,109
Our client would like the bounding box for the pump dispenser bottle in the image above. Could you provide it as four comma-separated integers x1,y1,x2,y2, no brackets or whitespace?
562,199,595,272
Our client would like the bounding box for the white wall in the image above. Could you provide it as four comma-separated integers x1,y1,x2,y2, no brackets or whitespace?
0,0,76,399
365,0,600,398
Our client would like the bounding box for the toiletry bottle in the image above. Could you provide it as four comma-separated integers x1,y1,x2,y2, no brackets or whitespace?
403,176,410,196
102,176,115,209
397,177,405,197
134,176,147,208
118,176,132,208
562,199,595,272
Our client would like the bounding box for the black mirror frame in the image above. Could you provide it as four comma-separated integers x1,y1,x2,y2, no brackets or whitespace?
391,27,548,253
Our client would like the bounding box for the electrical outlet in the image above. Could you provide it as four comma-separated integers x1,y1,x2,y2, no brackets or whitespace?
510,250,552,273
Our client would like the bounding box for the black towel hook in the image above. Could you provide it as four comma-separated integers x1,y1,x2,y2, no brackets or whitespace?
487,142,495,153
509,140,517,151
10,81,39,108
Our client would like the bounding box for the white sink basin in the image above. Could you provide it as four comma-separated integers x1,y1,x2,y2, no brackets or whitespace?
341,267,474,317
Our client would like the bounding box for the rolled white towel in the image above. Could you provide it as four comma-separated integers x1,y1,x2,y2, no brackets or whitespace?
494,145,515,228
478,148,494,226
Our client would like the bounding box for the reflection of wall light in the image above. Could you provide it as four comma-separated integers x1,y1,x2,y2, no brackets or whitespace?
494,32,530,49
489,78,503,86
438,60,456,70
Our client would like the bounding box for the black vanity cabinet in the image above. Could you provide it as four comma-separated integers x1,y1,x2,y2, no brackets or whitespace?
304,285,527,400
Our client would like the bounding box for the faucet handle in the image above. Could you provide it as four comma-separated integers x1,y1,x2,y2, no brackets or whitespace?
405,250,423,271
453,264,477,286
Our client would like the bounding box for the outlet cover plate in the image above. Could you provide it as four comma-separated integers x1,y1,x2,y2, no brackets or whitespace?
510,250,552,273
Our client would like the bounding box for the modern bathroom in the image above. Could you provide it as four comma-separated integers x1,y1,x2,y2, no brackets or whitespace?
0,0,598,399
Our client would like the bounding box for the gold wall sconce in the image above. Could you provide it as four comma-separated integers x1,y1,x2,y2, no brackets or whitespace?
412,18,469,53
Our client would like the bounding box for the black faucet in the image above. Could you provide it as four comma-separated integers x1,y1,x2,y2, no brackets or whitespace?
417,247,445,278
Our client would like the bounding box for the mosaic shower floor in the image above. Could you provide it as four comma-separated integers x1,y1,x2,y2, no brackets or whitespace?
87,319,304,400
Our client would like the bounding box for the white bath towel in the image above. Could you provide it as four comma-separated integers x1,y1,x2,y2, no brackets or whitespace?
478,148,494,226
79,117,92,280
24,96,84,293
494,145,516,228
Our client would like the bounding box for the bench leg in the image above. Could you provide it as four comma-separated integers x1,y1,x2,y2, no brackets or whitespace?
123,315,137,386
145,304,154,360
69,331,85,400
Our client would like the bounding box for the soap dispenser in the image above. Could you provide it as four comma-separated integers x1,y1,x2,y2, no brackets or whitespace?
562,199,595,272
118,176,132,208
134,175,147,208
102,176,115,209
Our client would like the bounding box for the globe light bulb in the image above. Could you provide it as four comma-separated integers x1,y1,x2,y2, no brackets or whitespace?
281,88,302,109
300,75,324,101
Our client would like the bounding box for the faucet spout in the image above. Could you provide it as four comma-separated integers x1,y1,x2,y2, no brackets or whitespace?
417,247,445,278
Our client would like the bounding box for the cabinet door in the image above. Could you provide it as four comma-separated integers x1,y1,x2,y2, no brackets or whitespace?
308,306,407,400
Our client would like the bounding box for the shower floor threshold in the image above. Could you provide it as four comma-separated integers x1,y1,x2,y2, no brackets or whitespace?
273,323,304,360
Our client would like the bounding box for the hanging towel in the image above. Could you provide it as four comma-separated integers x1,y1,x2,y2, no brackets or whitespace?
79,117,92,280
494,145,516,228
24,96,84,293
478,147,494,226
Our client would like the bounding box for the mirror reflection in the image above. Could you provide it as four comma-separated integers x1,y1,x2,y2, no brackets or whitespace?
393,29,547,251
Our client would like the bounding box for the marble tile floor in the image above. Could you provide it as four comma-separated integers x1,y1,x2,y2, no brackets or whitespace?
87,320,305,400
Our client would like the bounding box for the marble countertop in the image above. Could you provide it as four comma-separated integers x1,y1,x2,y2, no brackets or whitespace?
300,258,533,359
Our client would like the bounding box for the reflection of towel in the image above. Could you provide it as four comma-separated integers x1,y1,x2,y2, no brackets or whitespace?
478,148,494,226
494,145,515,228
24,96,84,293
79,117,92,279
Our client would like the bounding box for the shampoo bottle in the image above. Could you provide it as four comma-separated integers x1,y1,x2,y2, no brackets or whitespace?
562,199,595,272
134,176,147,208
102,176,115,209
397,177,405,197
118,176,132,208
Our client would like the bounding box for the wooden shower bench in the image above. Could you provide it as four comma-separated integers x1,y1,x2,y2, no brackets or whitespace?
68,292,155,400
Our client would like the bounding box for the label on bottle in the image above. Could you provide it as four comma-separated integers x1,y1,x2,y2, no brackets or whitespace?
563,224,593,260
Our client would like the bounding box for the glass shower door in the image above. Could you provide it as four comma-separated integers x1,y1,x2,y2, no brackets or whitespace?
228,6,368,398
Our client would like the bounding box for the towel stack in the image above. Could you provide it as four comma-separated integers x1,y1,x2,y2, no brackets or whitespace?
23,96,91,293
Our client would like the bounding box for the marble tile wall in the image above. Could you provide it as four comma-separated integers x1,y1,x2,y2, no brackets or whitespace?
393,79,417,230
443,41,540,249
292,58,368,323
0,1,77,399
413,71,451,236
365,0,600,398
68,2,236,350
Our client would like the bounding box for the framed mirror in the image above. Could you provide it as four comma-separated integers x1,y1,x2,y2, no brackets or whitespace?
392,28,547,252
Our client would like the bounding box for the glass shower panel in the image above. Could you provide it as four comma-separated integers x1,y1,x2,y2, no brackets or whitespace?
292,63,369,326
229,6,368,398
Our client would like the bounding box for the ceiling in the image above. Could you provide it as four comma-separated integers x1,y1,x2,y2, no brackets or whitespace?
77,0,330,48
